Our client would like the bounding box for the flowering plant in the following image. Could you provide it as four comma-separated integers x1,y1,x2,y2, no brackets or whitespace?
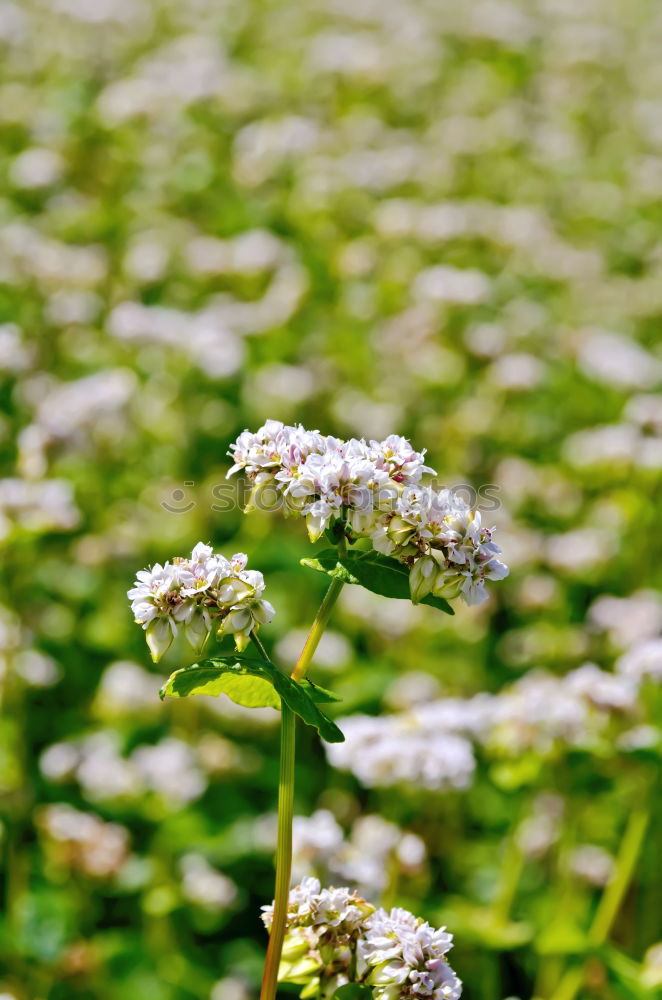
228,421,508,607
129,422,509,999
128,542,275,659
261,878,462,1000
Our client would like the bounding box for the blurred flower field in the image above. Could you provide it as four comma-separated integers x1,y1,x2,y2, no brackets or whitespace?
0,0,661,997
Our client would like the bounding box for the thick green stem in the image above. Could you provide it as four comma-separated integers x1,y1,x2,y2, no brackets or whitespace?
260,703,296,1000
258,567,346,1000
549,808,650,1000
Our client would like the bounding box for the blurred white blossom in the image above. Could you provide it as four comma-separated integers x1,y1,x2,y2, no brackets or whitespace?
179,853,237,909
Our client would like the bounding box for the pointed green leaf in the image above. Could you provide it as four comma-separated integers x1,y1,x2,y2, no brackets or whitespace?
300,553,358,584
332,986,373,999
302,548,454,615
270,668,344,743
160,658,281,709
160,655,345,743
300,679,342,704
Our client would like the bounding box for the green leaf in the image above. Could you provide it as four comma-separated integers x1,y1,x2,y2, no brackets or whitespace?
331,986,373,999
300,679,342,703
302,548,454,615
300,552,358,584
270,667,344,743
535,921,588,956
160,655,345,744
160,657,281,709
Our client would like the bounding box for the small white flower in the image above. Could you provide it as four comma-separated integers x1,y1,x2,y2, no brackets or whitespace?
228,422,508,608
129,544,275,660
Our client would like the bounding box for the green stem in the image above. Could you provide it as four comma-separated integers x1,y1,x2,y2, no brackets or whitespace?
588,808,649,946
549,808,650,1000
492,834,525,924
291,575,345,682
260,703,296,1000
258,566,346,1000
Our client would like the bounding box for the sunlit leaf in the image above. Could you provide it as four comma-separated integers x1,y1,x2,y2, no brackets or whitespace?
300,678,342,703
302,548,454,614
300,552,358,584
160,655,345,743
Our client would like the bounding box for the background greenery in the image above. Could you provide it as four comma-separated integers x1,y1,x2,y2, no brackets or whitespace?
0,0,661,997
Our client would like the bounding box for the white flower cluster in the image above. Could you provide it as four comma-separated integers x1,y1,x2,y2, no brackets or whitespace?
40,732,208,807
326,714,477,792
38,803,130,878
228,421,508,606
179,853,238,911
262,877,461,1000
0,477,80,538
359,907,462,1000
292,809,426,900
327,660,650,791
128,542,275,661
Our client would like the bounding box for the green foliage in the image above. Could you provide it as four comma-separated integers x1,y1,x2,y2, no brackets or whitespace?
160,656,282,709
301,549,454,614
0,0,661,997
331,987,373,999
161,655,345,743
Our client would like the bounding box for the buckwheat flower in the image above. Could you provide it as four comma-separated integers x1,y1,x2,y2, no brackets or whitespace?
128,561,194,661
228,423,507,605
359,907,461,1000
38,804,130,878
292,811,427,900
369,434,436,483
227,419,289,476
179,853,238,910
377,491,508,606
326,714,476,791
616,638,662,683
261,879,461,998
262,877,376,996
129,544,275,660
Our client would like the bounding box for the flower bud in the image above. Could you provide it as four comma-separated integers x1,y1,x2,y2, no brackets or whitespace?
367,961,407,986
185,612,211,653
280,957,321,984
251,599,276,625
281,930,310,962
299,978,322,999
217,575,255,606
409,555,437,603
218,607,253,651
306,512,327,542
387,515,415,549
372,985,402,1000
432,570,465,600
346,507,380,537
146,618,174,663
282,493,308,519
243,474,280,514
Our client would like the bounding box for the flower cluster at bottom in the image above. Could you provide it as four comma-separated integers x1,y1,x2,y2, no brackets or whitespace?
261,877,462,1000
